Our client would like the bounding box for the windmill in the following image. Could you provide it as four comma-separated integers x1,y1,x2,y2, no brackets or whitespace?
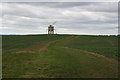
48,22,56,34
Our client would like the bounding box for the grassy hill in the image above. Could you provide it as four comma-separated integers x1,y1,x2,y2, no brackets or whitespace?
66,35,118,60
2,34,118,78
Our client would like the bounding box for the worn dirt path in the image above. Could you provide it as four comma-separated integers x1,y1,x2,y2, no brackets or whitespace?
16,35,118,64
62,36,118,64
81,50,118,64
15,36,74,53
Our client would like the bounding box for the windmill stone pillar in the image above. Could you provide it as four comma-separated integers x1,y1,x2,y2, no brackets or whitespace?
48,25,54,34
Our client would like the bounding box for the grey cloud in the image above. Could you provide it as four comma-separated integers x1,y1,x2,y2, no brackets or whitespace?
1,2,118,35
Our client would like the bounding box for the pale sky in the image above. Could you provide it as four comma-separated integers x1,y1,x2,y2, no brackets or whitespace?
1,2,118,35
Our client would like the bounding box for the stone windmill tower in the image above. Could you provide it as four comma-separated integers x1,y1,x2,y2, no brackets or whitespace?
48,22,56,34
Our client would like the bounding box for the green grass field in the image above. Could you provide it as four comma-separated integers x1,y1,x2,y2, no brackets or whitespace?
2,35,118,78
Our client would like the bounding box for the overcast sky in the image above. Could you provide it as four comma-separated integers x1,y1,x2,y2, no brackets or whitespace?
1,2,118,35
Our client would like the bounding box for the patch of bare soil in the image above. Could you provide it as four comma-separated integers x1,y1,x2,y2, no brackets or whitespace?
15,42,46,53
64,47,69,49
16,50,35,53
40,40,55,52
22,72,49,78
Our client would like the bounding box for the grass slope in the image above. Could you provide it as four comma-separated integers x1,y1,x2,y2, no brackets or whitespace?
2,35,118,78
2,34,67,53
66,35,118,60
